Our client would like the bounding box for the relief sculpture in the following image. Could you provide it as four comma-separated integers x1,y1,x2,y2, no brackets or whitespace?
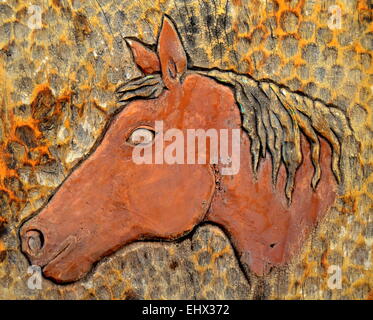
0,0,371,301
21,16,350,283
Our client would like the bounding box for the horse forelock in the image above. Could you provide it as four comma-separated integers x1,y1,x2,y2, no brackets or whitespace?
115,73,165,107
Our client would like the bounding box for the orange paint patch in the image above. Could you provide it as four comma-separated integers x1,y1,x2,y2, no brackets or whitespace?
0,241,6,263
0,216,6,228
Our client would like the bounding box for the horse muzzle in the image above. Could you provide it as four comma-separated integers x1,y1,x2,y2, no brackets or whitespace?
21,223,75,265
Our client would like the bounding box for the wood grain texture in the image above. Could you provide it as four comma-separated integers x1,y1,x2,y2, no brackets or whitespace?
0,0,372,299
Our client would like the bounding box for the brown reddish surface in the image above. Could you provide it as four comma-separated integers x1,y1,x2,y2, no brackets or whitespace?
20,17,336,283
207,135,336,275
126,39,160,75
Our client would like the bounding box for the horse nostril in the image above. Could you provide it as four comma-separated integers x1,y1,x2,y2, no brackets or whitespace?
25,230,44,254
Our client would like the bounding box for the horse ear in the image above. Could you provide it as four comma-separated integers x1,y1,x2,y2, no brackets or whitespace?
125,38,160,75
157,16,187,88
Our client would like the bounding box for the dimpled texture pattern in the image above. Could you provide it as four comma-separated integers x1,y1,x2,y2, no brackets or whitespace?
0,0,372,299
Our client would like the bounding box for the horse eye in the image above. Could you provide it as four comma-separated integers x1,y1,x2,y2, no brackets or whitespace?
127,128,155,146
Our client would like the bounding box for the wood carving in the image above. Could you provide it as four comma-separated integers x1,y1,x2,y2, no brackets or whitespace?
20,17,349,283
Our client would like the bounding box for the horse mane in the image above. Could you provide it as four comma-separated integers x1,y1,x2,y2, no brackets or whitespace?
116,68,354,203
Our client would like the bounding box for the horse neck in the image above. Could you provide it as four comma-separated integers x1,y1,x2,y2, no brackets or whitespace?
205,133,337,275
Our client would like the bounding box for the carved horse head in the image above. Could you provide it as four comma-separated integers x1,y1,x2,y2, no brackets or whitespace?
20,16,347,283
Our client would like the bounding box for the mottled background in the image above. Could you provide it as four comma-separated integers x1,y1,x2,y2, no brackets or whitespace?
0,0,372,299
